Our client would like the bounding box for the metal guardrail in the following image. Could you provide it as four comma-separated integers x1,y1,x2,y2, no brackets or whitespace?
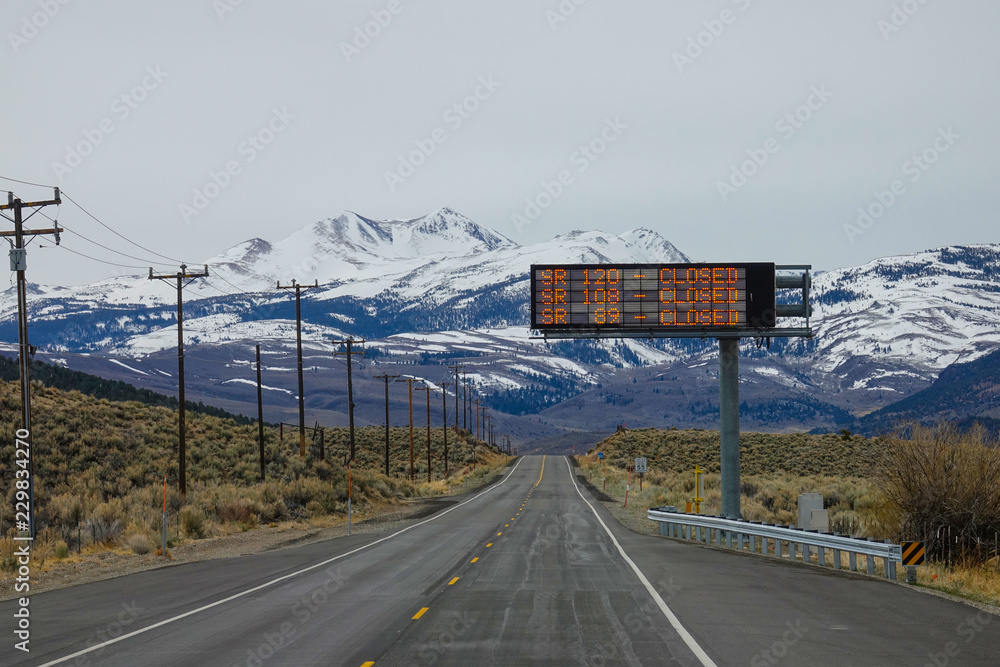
647,507,901,580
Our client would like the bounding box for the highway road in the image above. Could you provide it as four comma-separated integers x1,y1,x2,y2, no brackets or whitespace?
3,455,999,666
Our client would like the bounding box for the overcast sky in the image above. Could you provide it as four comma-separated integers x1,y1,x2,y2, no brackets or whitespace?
1,0,996,285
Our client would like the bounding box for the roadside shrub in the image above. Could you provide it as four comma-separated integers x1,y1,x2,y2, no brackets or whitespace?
180,508,208,539
867,424,1000,564
86,499,125,543
53,540,70,559
125,532,153,555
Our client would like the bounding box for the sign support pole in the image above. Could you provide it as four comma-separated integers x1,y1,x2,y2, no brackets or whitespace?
719,337,741,520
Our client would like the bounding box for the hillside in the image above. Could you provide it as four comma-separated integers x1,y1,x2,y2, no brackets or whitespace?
0,378,494,538
855,348,1000,436
589,427,879,478
0,353,258,425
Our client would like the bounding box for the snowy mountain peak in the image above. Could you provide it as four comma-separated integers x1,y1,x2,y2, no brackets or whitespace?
547,228,690,264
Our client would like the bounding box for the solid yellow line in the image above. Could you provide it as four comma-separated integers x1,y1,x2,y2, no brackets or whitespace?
448,577,460,585
471,557,479,563
412,608,428,620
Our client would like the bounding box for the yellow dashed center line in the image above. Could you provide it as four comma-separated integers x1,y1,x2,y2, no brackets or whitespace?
448,577,460,586
497,532,503,536
361,662,375,667
412,608,428,620
486,543,493,547
471,557,479,563
504,524,509,527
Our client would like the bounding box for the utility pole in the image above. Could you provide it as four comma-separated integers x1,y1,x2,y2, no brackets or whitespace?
462,372,470,431
448,364,463,432
1,188,61,538
256,344,265,481
396,377,418,480
720,338,741,519
475,397,481,442
373,373,399,476
149,263,209,498
437,382,450,477
277,279,319,459
314,420,324,461
332,338,365,461
415,385,434,483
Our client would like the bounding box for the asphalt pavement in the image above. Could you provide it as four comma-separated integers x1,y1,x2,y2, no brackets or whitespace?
2,455,998,666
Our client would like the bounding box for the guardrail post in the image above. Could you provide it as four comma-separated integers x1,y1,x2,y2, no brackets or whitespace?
646,509,902,577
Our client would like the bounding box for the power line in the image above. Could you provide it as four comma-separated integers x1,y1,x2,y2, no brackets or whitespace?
60,190,192,265
0,175,55,189
32,205,178,268
55,244,150,270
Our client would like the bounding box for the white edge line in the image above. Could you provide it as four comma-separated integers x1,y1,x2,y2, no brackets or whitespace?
564,456,718,667
39,458,525,667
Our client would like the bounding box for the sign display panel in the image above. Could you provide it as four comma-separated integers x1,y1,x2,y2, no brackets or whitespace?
531,263,776,331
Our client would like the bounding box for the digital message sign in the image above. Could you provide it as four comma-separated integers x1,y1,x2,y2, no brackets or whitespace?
530,263,776,332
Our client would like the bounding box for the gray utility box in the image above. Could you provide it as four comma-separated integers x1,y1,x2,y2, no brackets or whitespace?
797,493,824,530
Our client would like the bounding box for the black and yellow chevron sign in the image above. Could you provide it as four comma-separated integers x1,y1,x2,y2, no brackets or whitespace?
901,541,926,566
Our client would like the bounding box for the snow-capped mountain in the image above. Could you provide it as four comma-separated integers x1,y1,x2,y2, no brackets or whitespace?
0,208,996,436
211,208,518,292
781,245,1000,393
